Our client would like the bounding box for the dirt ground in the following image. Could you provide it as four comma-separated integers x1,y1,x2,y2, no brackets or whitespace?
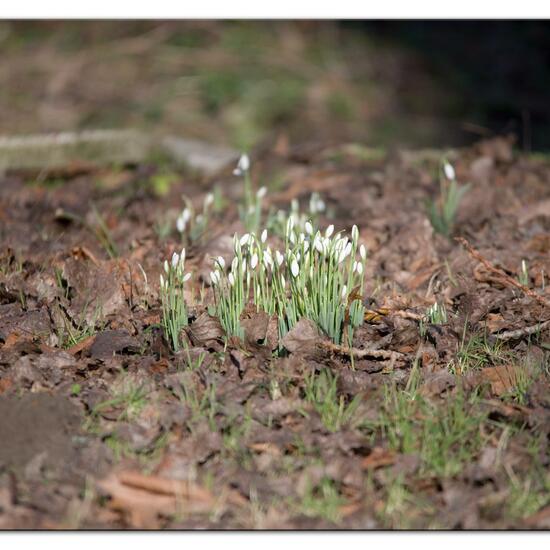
0,135,549,529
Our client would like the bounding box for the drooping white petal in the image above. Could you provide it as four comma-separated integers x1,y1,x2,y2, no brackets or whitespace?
171,252,179,267
240,233,251,247
291,259,300,278
305,221,313,235
216,256,225,269
360,244,367,260
444,162,455,180
251,253,258,270
164,260,169,274
261,229,268,243
275,250,284,267
356,262,364,275
182,272,192,282
325,224,334,238
228,273,235,287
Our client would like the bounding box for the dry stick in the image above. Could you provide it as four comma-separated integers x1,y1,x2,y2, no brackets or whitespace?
319,340,405,361
493,319,550,341
456,237,550,310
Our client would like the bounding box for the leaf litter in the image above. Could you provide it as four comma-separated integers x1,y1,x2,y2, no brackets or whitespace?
0,136,549,528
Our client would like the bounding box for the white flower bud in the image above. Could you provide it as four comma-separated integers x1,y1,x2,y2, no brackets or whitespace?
210,271,219,285
325,224,334,238
228,273,235,287
171,252,179,267
291,259,300,278
352,225,359,243
360,244,367,260
182,272,191,283
204,192,214,207
231,257,239,272
341,285,347,300
216,256,225,269
353,261,358,273
176,215,186,233
240,233,251,247
159,274,165,288
356,262,364,275
256,186,267,199
233,153,250,176
164,260,169,274
444,162,455,180
261,229,267,243
182,208,191,224
305,221,313,235
280,274,286,288
251,253,258,270
276,250,284,267
314,236,323,254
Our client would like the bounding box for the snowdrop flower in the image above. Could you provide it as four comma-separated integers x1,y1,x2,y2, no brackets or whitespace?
216,256,225,269
360,244,367,260
182,272,192,283
276,250,284,267
291,259,300,278
251,253,258,270
231,257,239,272
341,285,347,300
256,186,267,199
286,215,295,234
314,236,324,254
233,153,250,176
261,229,268,243
204,193,214,208
242,259,247,273
353,261,358,273
356,262,364,275
325,224,334,238
164,260,169,274
444,161,456,181
240,233,251,247
351,225,359,243
171,253,179,268
338,242,352,264
176,215,186,233
289,231,296,244
280,274,286,288
228,273,235,287
263,250,273,269
159,274,165,289
303,241,310,253
305,221,313,235
210,271,220,285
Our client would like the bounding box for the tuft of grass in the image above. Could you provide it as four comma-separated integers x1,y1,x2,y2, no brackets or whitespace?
302,369,362,432
296,476,345,523
451,331,511,374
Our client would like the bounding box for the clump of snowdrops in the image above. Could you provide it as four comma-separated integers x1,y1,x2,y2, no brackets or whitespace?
159,249,192,351
209,216,367,347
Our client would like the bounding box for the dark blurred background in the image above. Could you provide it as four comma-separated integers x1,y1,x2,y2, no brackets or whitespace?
1,20,549,150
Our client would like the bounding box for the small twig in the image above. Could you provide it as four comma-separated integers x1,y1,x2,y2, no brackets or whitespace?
457,237,550,310
319,340,405,361
493,319,550,341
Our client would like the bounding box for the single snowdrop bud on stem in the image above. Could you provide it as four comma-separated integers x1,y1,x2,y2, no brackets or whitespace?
351,225,359,244
276,250,284,267
240,233,251,247
256,186,267,199
210,271,219,285
341,285,347,300
356,262,364,275
204,193,214,208
444,161,456,181
261,229,267,243
216,256,225,269
291,259,300,278
182,272,192,283
251,253,258,270
325,224,334,238
233,153,250,176
228,273,235,287
171,252,179,268
360,244,367,260
164,260,169,274
305,221,313,235
159,274,165,289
